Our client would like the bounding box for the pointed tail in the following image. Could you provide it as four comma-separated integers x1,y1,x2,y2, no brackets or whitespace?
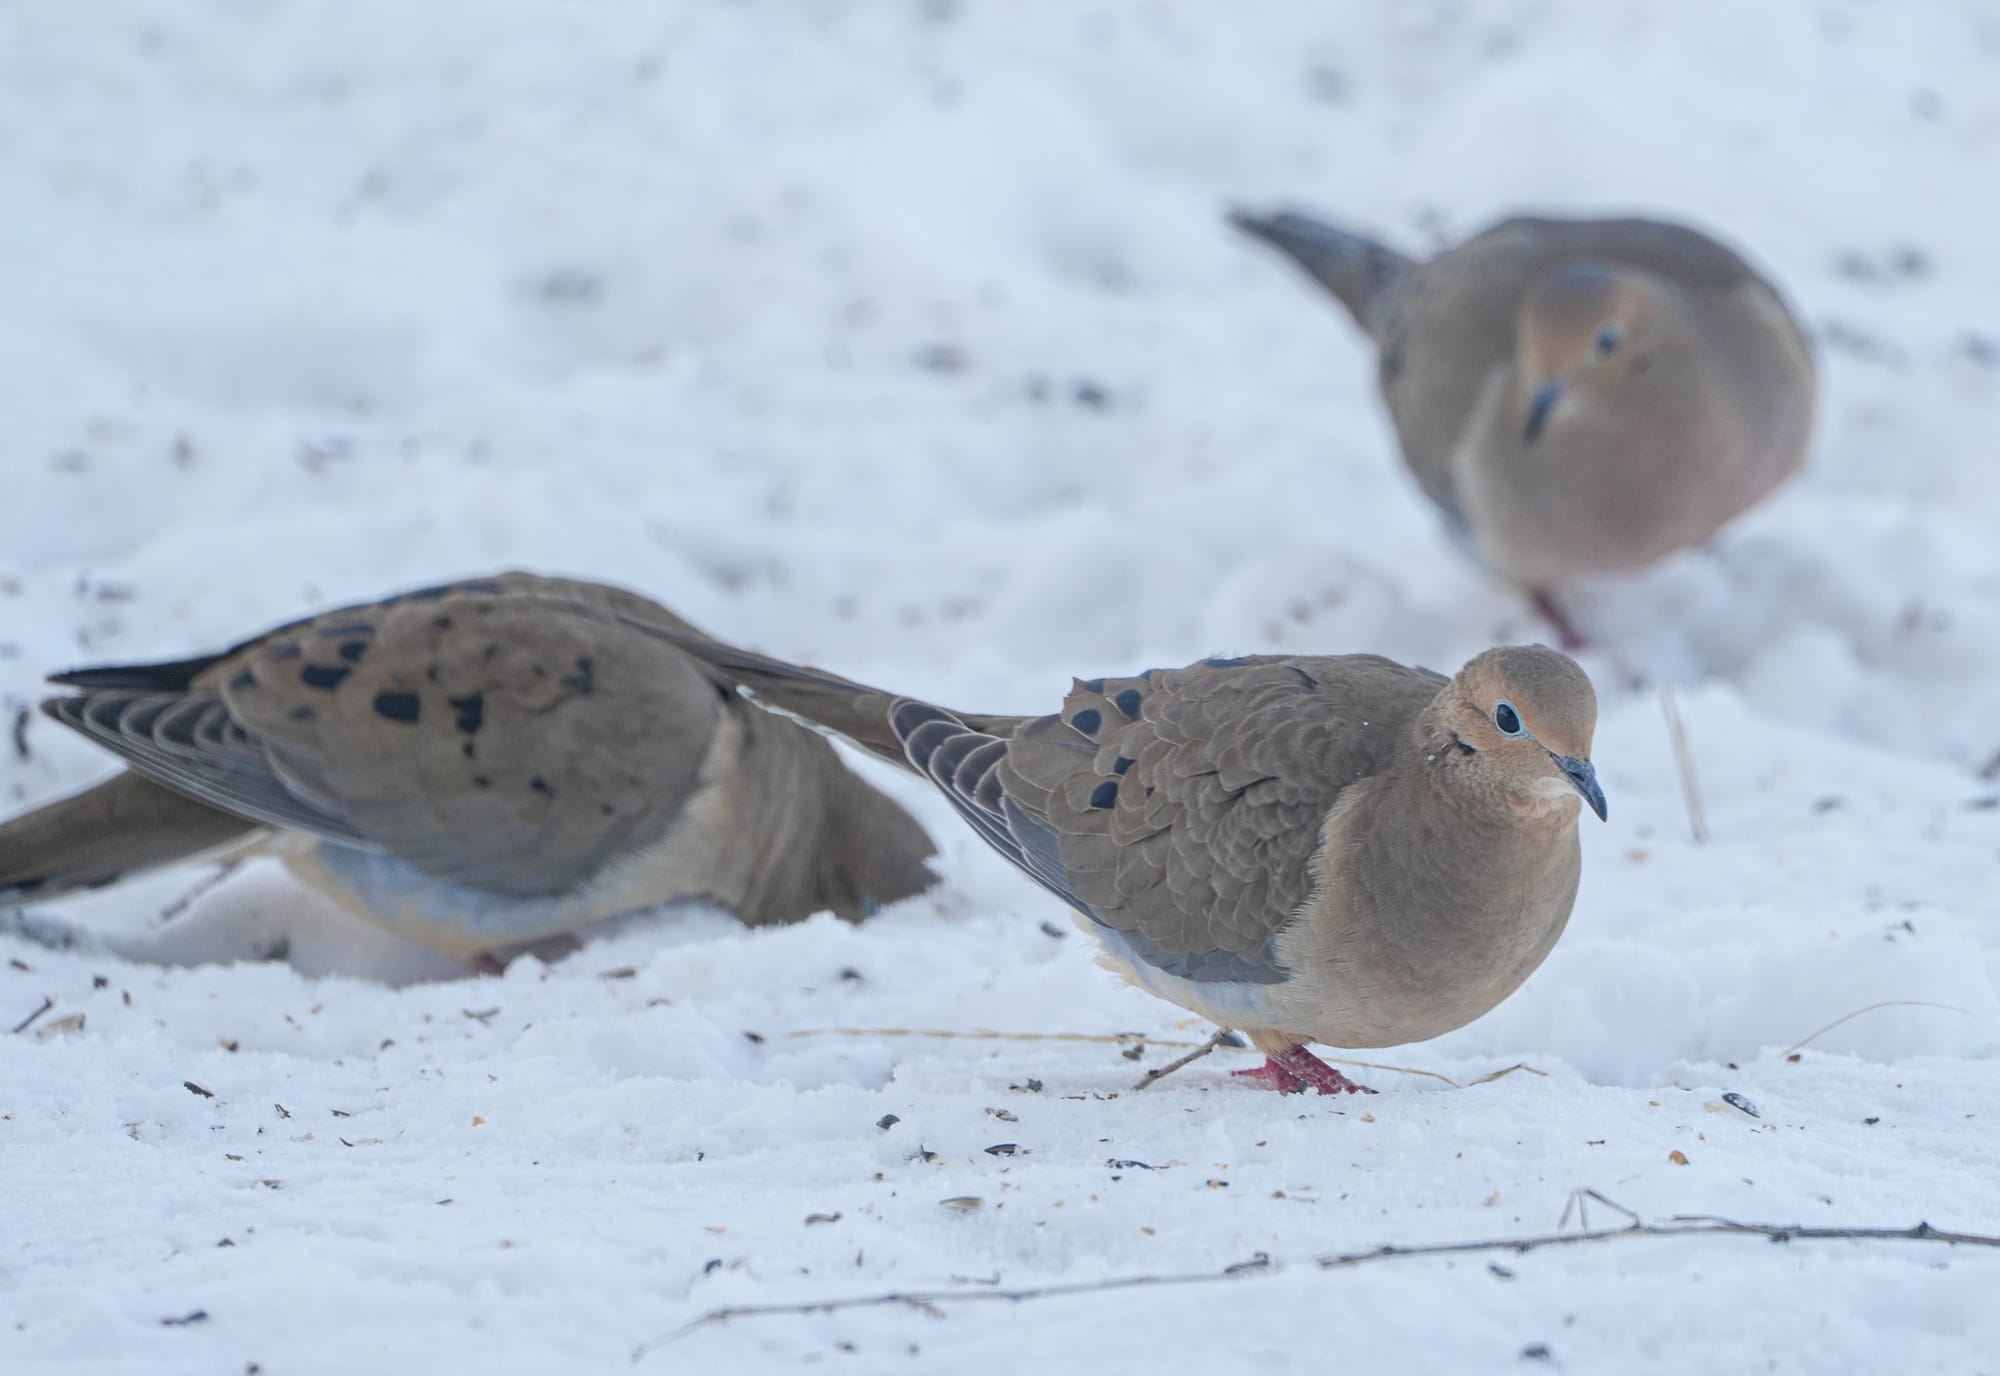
1229,206,1414,338
0,771,257,903
622,623,922,769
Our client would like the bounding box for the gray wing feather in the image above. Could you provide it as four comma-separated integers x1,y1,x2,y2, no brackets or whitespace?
42,692,367,842
889,654,1442,986
40,574,722,898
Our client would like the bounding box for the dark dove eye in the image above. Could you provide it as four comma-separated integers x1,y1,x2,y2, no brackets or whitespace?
1493,701,1524,736
1591,324,1621,359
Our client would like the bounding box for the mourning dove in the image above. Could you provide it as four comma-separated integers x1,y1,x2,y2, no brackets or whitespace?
0,572,938,964
639,626,1605,1093
1231,207,1816,646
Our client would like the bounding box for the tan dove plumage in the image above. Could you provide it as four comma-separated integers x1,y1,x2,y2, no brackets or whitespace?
0,572,938,964
636,626,1605,1093
1232,207,1816,645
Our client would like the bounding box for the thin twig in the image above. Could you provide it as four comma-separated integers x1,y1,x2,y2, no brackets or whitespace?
1132,1028,1235,1089
1557,1187,1641,1233
1659,685,1708,843
631,1269,1241,1359
786,1027,1185,1048
10,995,54,1035
633,1210,2000,1356
1779,1000,1970,1058
1314,1216,1998,1268
1464,1062,1548,1087
783,1026,1533,1090
153,859,244,927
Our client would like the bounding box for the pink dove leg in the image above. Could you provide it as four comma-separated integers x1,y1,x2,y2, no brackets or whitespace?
1529,589,1589,653
1233,1043,1375,1095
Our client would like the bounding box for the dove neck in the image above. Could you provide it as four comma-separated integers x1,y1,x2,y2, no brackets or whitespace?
1405,709,1583,850
1287,751,1580,1048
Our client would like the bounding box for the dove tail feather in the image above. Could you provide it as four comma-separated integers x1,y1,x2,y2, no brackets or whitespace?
1229,207,1413,337
47,652,228,692
0,771,257,903
619,619,919,768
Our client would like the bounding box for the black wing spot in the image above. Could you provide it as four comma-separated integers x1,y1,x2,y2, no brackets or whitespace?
1079,677,1106,693
472,774,492,789
1089,780,1119,809
337,640,369,664
290,705,315,722
372,691,421,724
461,740,475,759
228,669,257,691
529,776,553,795
449,692,484,734
1113,755,1135,774
561,657,594,694
300,664,350,691
432,615,453,629
1070,708,1102,736
1113,688,1142,717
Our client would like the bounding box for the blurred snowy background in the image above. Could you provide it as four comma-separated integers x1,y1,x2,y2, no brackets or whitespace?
2,3,1997,1372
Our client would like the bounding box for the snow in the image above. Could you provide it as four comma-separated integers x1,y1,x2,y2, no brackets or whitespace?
3,1,1999,1371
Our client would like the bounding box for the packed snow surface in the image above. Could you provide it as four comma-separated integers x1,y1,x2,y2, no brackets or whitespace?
3,3,1998,1372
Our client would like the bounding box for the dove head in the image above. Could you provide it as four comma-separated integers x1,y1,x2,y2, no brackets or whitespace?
1440,645,1605,821
1515,262,1676,445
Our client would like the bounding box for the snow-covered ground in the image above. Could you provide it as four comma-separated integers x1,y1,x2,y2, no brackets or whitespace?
4,3,1999,1371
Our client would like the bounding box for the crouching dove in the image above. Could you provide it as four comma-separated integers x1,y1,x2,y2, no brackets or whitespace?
0,572,938,965
637,628,1606,1094
1231,207,1816,647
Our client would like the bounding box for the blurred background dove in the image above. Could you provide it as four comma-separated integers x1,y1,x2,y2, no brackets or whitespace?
1232,208,1816,647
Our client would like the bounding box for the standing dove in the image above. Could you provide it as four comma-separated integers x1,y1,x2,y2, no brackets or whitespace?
1231,207,1816,646
638,626,1606,1094
0,572,938,965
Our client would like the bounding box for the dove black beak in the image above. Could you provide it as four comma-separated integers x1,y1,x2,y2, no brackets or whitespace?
1523,382,1561,444
1551,752,1607,821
